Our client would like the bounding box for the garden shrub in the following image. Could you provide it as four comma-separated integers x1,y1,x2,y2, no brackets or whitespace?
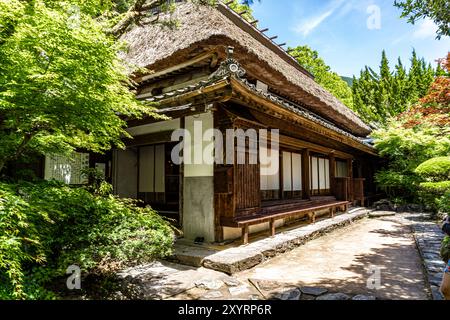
0,180,175,299
418,182,450,214
419,181,450,194
415,157,450,181
438,192,450,214
416,157,450,214
372,123,450,203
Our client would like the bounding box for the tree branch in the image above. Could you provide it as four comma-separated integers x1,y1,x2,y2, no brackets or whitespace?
108,0,162,38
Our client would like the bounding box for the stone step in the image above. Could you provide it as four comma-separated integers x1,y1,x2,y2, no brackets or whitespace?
202,208,372,274
169,244,219,267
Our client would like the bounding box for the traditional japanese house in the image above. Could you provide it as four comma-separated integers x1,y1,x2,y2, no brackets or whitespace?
43,1,380,244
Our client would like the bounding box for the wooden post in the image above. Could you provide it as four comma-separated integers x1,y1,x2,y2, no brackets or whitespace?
302,149,310,200
242,225,249,245
347,158,353,203
329,155,336,196
179,117,185,229
269,219,275,237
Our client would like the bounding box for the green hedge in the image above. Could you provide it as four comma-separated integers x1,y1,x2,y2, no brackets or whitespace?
0,180,175,299
419,181,450,193
418,181,450,214
415,157,450,181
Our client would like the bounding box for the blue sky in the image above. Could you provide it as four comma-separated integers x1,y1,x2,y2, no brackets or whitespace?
249,0,450,77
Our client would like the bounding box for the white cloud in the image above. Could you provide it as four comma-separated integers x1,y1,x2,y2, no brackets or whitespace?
294,9,335,36
293,0,348,37
413,19,438,39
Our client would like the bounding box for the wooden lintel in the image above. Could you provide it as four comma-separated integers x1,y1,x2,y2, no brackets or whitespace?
123,130,174,148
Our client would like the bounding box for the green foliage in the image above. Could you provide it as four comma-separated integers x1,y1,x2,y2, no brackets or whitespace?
0,180,174,299
415,157,450,181
0,183,49,298
372,120,450,201
228,0,255,23
0,0,158,173
394,0,450,39
352,50,437,125
289,45,354,108
419,181,450,193
437,191,450,213
441,236,450,263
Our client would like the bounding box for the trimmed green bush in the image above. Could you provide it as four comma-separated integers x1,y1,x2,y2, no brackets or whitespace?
0,180,175,299
415,157,450,181
418,181,450,214
419,181,450,194
438,192,450,214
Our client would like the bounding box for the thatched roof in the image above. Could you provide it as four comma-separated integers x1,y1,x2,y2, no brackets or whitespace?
121,1,371,137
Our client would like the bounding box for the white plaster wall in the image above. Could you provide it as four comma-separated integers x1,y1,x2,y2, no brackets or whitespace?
184,113,214,178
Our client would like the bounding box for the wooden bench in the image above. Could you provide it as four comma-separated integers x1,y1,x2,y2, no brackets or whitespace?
221,200,351,245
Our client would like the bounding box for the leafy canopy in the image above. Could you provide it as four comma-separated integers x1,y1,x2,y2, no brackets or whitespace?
394,0,450,39
352,49,437,126
372,51,449,212
289,45,354,109
0,0,157,173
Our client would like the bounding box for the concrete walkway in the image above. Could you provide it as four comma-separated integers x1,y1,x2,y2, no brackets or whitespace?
175,207,371,274
236,214,429,300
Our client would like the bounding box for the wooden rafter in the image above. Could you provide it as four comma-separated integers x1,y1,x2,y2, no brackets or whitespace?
138,51,217,83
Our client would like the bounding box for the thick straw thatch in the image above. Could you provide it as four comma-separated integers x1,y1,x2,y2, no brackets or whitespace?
121,1,371,136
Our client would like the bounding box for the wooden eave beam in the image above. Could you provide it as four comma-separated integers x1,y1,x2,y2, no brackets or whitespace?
221,104,351,158
138,51,218,83
150,78,232,110
279,135,353,159
229,77,377,156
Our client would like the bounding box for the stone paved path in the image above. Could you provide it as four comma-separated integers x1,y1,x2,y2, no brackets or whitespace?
115,212,445,300
408,214,446,300
234,213,430,300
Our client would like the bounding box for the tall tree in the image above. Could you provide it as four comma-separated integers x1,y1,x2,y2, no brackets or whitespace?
289,45,354,108
394,0,450,39
352,50,438,126
0,0,260,175
0,0,166,174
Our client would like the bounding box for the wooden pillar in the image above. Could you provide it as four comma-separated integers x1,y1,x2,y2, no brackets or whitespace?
347,158,354,203
179,117,185,229
302,149,310,200
329,155,336,196
347,158,353,179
